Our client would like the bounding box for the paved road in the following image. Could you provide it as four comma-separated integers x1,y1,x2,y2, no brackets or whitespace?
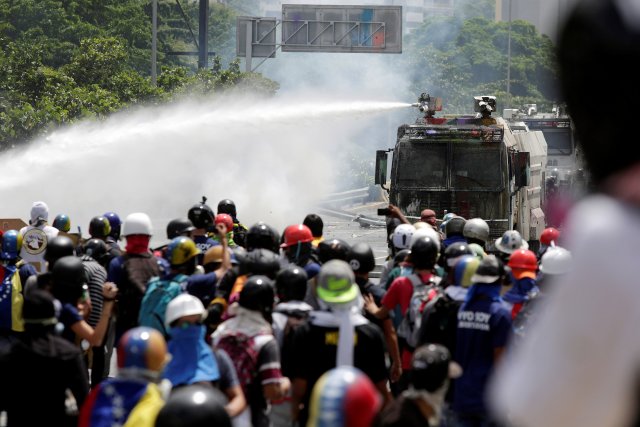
319,202,390,281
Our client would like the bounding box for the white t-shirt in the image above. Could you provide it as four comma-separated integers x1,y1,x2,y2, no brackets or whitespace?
489,194,640,427
19,224,59,273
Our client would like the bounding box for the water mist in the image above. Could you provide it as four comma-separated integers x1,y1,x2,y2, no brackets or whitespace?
0,92,410,246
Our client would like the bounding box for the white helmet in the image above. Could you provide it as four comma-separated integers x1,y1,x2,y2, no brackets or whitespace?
410,227,441,251
122,212,153,236
539,247,572,275
392,224,416,250
463,218,490,242
494,230,528,254
165,293,207,327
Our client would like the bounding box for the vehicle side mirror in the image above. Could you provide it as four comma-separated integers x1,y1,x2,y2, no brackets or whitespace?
514,152,530,188
375,150,388,187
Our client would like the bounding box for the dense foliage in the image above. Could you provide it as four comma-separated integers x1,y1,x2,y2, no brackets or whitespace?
0,0,278,149
0,0,559,149
405,0,560,113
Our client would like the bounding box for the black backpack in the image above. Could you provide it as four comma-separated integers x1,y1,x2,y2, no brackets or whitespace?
417,290,462,353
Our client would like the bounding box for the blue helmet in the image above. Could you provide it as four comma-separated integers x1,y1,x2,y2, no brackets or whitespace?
453,255,480,288
1,230,22,260
117,326,167,373
103,212,121,240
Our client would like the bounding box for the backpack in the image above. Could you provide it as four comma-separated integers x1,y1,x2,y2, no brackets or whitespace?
215,332,272,397
396,273,441,349
418,290,462,353
117,253,162,331
138,274,187,336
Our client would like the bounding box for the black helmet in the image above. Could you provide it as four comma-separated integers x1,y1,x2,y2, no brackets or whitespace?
239,275,275,322
317,239,351,264
155,385,231,427
188,197,215,230
471,255,505,284
347,242,375,274
83,238,108,264
22,289,59,327
443,242,474,268
394,249,411,266
89,216,112,239
558,0,640,183
445,216,466,238
166,218,196,240
51,256,87,303
275,265,308,302
410,344,458,392
45,236,76,270
244,248,281,279
246,222,280,253
409,237,439,270
217,199,237,218
303,213,324,238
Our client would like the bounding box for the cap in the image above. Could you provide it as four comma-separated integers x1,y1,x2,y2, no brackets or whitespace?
30,201,49,224
316,260,359,304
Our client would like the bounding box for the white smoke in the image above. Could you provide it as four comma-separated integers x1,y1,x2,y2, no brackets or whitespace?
0,92,409,247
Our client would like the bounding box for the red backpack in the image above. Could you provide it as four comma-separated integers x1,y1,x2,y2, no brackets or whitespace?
215,332,272,396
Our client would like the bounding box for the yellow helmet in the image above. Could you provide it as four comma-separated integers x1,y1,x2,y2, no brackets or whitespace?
166,236,200,266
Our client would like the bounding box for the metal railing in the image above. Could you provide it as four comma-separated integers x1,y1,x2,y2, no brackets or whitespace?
318,187,370,206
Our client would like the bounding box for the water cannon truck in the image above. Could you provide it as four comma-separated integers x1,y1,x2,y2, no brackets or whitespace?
375,94,548,250
503,103,586,192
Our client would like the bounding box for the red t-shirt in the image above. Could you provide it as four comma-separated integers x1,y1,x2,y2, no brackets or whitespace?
382,271,433,369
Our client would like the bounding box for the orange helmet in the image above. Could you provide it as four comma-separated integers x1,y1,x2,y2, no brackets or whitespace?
280,224,313,248
508,249,538,271
540,227,560,246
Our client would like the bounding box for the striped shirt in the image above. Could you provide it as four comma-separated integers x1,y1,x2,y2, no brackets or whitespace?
81,256,107,327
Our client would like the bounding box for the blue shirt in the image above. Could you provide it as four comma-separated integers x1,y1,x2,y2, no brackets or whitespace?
454,295,511,414
186,272,219,306
193,235,219,265
304,262,321,280
443,235,467,250
60,303,83,344
503,276,538,305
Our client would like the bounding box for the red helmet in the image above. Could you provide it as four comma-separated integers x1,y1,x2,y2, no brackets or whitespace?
508,249,538,270
281,224,313,248
215,214,234,233
540,227,560,246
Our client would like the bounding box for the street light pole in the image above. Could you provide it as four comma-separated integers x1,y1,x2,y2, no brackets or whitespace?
151,0,157,85
506,0,512,108
198,0,209,69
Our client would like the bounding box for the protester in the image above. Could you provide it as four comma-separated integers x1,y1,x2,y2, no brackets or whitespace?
489,8,640,425
79,327,168,427
292,260,390,425
374,344,462,427
454,255,511,425
0,290,89,427
306,366,382,427
19,201,59,273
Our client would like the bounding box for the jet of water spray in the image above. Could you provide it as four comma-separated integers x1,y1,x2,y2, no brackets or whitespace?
0,92,411,245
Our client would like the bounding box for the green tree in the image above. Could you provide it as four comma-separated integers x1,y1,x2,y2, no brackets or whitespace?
0,1,278,150
405,12,559,112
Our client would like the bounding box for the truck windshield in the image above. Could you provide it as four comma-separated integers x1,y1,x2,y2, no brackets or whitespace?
452,144,502,190
396,144,446,188
543,129,573,155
